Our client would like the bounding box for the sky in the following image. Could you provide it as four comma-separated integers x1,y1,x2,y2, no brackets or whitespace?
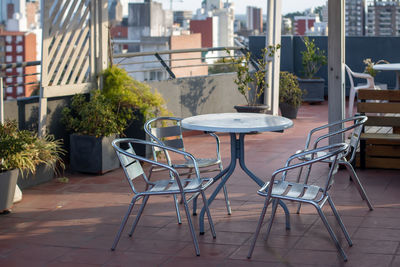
121,0,327,15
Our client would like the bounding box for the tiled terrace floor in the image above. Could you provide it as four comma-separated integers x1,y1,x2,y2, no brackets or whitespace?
2,102,400,267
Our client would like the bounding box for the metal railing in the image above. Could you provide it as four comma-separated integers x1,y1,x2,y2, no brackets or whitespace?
0,61,41,123
112,45,253,82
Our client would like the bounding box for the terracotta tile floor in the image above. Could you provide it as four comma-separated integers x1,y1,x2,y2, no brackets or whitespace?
2,102,400,266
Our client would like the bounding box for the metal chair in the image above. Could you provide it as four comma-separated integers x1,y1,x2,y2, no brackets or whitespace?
144,117,231,217
248,143,353,261
111,138,216,256
295,115,373,211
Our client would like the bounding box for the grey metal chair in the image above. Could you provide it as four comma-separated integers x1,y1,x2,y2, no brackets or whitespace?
295,115,373,211
248,143,353,261
144,117,231,217
111,138,216,256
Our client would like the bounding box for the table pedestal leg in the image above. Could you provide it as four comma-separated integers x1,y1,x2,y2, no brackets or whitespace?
199,133,290,234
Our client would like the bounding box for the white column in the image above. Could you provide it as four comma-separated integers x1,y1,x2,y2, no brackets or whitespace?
328,0,345,143
265,0,282,116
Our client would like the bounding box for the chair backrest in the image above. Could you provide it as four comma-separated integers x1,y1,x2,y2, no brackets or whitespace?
308,115,367,164
144,117,185,163
344,64,355,89
112,140,147,194
112,138,200,192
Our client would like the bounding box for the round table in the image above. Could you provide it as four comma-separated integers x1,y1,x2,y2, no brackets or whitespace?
373,63,400,89
182,113,293,233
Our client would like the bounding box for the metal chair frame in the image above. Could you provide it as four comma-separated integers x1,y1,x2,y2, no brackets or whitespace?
248,143,353,261
296,115,373,211
144,117,231,218
111,138,216,256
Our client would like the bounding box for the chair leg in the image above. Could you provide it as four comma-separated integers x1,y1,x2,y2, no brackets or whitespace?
222,184,232,215
327,197,353,247
111,198,137,251
200,190,216,238
315,203,348,262
129,195,149,237
173,194,182,224
181,192,201,256
264,199,279,241
247,197,271,259
343,161,373,210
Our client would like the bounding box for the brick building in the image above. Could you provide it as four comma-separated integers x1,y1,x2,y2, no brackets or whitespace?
0,31,37,98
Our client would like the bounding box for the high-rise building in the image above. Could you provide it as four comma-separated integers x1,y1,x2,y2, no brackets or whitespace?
173,11,193,29
0,31,37,99
109,0,123,26
346,0,365,36
367,0,400,36
246,6,263,34
127,0,173,48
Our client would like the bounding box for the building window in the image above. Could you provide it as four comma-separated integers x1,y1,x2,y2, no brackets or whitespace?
6,77,13,83
6,68,12,73
6,45,12,52
5,36,12,43
6,87,12,93
17,77,23,83
17,67,22,74
16,45,23,53
17,55,23,62
17,86,23,95
16,36,22,43
6,55,12,62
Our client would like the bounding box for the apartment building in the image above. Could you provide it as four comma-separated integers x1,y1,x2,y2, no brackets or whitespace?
367,0,400,36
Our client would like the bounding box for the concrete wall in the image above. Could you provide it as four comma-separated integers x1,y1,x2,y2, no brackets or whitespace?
3,73,243,145
249,35,400,93
148,72,244,118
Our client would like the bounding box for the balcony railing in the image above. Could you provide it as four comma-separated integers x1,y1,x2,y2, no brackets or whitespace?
112,45,250,82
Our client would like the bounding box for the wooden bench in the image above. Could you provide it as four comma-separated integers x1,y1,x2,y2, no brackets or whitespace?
357,89,400,169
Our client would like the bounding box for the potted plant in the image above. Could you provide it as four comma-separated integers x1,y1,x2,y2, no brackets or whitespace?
61,90,127,174
101,65,169,156
363,58,389,77
0,120,65,212
232,45,280,113
279,71,303,119
298,37,327,103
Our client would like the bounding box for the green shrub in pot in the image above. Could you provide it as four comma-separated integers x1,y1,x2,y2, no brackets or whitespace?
279,71,303,119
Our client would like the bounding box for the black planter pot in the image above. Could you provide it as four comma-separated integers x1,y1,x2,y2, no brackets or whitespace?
234,104,269,113
0,169,19,212
17,164,55,190
279,102,299,119
69,134,120,174
298,78,325,103
123,111,146,157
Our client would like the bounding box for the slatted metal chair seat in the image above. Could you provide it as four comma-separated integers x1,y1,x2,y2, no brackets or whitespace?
145,117,231,217
248,143,353,261
110,138,216,256
262,180,322,201
173,158,221,168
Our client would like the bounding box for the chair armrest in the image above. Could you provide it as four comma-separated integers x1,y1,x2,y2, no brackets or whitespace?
259,144,348,195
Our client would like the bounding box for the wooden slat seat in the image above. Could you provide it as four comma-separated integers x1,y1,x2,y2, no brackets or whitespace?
357,89,400,169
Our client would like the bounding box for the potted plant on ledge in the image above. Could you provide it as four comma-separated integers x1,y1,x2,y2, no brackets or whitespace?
0,120,65,213
298,37,327,103
232,45,280,113
279,71,303,119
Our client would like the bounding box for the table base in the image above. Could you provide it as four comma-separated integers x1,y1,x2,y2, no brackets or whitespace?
197,133,291,234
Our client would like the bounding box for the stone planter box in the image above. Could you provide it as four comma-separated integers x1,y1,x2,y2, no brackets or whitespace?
0,169,19,212
298,78,325,103
70,134,119,174
17,164,55,190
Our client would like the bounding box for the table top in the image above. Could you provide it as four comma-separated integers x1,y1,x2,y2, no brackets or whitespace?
373,63,400,71
181,113,293,133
